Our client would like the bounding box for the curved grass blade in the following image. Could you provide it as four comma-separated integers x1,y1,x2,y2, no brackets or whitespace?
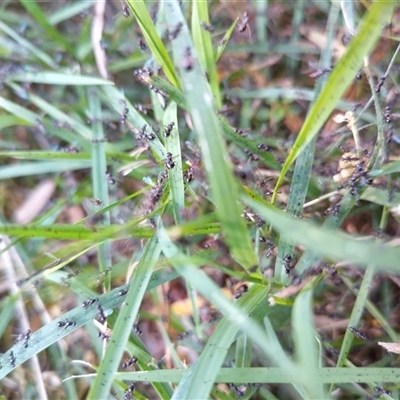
271,2,396,204
126,0,179,88
164,1,257,269
0,95,41,124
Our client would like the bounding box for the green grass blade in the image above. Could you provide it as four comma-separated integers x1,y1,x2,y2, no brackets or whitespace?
6,82,93,142
7,71,112,85
235,334,251,368
20,0,74,55
271,2,396,204
0,160,92,180
0,285,128,379
241,188,400,272
0,20,57,68
192,1,222,108
0,151,91,160
144,74,281,170
0,95,41,124
292,285,325,399
112,367,400,384
0,222,152,241
88,89,112,290
158,224,298,399
101,85,167,160
164,1,257,269
275,3,339,281
126,0,179,88
87,233,161,399
0,256,178,381
215,19,238,62
163,102,184,222
334,266,375,370
48,1,93,25
0,115,31,129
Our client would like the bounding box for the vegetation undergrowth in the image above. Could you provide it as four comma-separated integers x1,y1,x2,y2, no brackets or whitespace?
0,1,400,399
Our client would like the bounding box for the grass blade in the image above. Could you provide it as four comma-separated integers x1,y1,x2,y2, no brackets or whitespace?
164,1,257,269
272,2,396,204
163,102,184,222
126,0,179,88
192,1,222,108
242,188,400,273
87,233,162,399
292,285,325,399
275,3,339,281
7,71,112,85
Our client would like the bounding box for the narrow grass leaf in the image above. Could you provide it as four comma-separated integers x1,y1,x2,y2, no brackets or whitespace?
272,2,396,203
20,0,74,55
163,102,184,222
0,115,31,129
334,264,375,374
292,286,325,399
215,19,239,62
0,285,131,379
0,95,40,124
88,89,112,290
101,85,167,160
242,189,400,272
0,151,91,160
361,186,400,208
48,1,93,25
0,258,176,382
114,367,400,384
6,82,93,141
371,160,400,176
146,75,281,170
158,224,298,399
275,3,339,281
192,1,222,108
235,334,251,368
7,72,113,86
87,234,161,399
0,222,152,241
126,0,179,88
165,1,257,269
262,318,308,399
0,20,57,68
0,160,92,180
295,191,358,274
